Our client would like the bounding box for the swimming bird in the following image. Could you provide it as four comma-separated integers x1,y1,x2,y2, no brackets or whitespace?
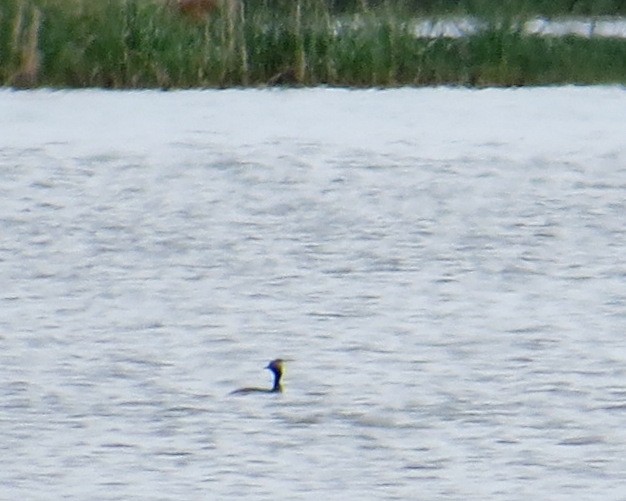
230,359,284,395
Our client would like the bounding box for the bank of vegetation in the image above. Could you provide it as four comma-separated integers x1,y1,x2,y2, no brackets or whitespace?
1,0,625,88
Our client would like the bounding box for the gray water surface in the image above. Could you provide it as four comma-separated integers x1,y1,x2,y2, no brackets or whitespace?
1,88,625,500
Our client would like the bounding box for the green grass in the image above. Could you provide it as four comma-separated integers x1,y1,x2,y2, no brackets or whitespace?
1,0,625,88
332,0,626,17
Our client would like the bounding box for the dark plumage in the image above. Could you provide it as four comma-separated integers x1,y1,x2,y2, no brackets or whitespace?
230,359,284,395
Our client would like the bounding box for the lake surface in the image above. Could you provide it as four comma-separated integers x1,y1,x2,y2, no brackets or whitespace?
1,87,625,500
415,17,626,38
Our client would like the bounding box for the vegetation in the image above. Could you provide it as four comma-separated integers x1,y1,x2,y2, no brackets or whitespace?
331,0,626,17
1,0,625,88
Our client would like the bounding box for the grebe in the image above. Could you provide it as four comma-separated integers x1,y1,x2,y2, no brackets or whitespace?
230,359,284,395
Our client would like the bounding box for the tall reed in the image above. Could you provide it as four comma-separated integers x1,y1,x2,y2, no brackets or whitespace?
1,1,42,86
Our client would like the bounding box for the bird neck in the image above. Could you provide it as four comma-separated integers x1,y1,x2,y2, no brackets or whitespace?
271,369,282,392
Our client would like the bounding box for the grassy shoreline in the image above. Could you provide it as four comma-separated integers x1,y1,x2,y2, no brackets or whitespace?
2,0,626,89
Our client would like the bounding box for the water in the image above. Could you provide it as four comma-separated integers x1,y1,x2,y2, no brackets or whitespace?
414,17,626,38
1,87,625,500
